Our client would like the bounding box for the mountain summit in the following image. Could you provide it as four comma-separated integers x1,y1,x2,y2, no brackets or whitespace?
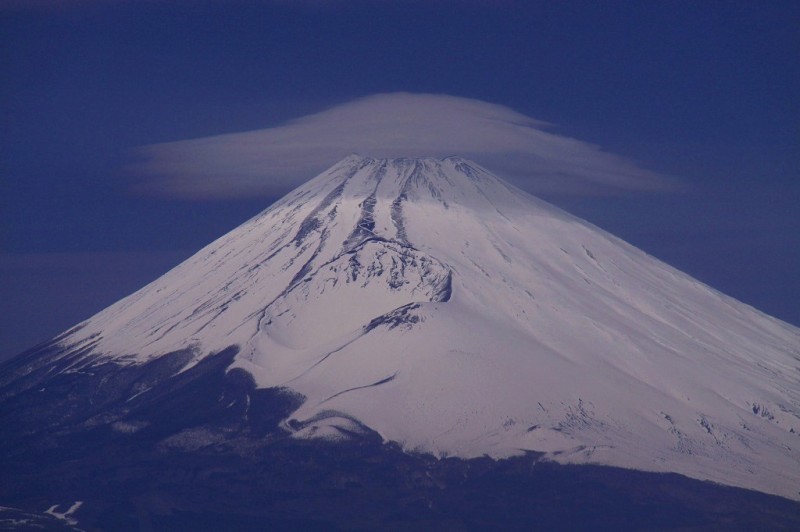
3,156,799,511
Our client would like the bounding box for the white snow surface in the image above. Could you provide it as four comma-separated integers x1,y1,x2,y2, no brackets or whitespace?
58,156,800,499
45,501,83,526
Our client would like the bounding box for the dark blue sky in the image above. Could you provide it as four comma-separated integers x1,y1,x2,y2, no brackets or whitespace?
1,0,798,358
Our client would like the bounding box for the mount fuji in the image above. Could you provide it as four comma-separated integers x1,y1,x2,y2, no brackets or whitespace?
2,156,799,529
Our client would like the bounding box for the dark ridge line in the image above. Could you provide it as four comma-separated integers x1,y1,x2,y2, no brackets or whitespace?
469,175,515,225
244,235,451,349
243,237,406,341
435,163,457,189
149,319,185,345
282,253,449,382
403,159,449,208
244,183,312,226
242,235,329,344
389,160,425,246
191,304,231,336
289,228,330,287
344,160,386,250
318,372,400,406
170,278,245,336
390,192,409,245
286,409,378,439
283,333,366,386
55,331,102,355
292,161,363,246
454,160,483,182
344,235,416,255
363,302,423,333
53,322,89,342
434,271,453,303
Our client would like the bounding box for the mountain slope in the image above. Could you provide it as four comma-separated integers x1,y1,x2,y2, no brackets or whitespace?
8,155,800,502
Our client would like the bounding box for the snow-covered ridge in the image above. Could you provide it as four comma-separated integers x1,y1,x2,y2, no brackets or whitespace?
54,155,799,499
57,155,546,361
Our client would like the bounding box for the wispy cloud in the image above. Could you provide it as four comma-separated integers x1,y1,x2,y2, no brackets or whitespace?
128,93,678,199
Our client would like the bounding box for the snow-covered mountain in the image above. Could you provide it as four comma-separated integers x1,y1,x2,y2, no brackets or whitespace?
12,155,800,501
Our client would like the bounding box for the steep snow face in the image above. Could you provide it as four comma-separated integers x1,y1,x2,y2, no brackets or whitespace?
56,156,799,499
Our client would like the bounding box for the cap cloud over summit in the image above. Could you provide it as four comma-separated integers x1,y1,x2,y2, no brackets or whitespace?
128,93,677,199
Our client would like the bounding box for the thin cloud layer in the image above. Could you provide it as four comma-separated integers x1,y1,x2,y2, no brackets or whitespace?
128,93,677,199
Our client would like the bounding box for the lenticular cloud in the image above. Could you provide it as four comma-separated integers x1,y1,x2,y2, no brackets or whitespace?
128,93,676,199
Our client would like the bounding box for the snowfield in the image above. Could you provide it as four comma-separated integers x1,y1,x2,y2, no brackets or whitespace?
54,156,800,499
